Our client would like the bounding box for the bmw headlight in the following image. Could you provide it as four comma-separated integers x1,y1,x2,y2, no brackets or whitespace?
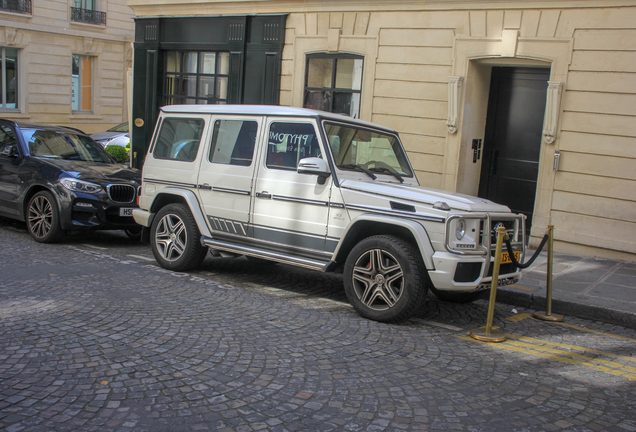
456,219,466,240
60,178,103,194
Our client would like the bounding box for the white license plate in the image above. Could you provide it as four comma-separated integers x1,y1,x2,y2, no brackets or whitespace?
119,208,134,217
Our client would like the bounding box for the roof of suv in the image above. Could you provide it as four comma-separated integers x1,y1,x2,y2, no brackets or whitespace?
159,105,397,133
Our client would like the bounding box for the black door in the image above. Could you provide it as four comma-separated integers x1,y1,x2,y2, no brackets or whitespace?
479,67,550,232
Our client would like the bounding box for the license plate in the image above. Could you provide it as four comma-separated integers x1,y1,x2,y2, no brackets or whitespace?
500,250,520,264
119,208,134,217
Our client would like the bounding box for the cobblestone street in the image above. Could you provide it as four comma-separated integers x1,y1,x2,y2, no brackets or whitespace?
1,221,635,432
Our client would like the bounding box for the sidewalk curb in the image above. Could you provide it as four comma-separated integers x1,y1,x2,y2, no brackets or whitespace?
496,288,636,330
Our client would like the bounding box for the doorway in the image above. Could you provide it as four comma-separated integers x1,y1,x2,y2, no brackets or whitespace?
478,67,550,233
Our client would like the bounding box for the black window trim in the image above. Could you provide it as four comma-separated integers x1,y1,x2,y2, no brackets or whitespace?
303,52,364,115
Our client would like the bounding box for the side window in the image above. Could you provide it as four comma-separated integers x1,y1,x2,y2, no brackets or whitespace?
153,118,204,162
266,122,321,171
0,125,18,157
208,120,258,166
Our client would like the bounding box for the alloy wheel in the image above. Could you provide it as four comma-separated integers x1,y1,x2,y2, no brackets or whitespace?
28,195,53,240
351,248,404,311
154,213,187,262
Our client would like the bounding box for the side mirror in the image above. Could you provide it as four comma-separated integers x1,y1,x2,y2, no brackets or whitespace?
0,145,17,158
298,157,331,185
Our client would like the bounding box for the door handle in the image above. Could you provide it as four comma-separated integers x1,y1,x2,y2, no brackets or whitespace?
198,184,212,190
256,191,271,199
490,150,499,176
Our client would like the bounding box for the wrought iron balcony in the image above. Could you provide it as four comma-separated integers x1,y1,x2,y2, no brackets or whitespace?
70,7,106,25
0,0,32,14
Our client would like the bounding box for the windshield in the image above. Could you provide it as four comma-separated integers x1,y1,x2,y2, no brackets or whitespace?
324,122,413,177
107,122,129,133
22,129,113,163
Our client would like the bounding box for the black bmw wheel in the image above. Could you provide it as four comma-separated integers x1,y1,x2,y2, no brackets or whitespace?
27,191,64,243
124,227,142,240
343,235,429,323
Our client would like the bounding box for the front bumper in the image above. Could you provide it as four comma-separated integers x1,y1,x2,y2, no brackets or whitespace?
427,251,521,292
55,184,139,231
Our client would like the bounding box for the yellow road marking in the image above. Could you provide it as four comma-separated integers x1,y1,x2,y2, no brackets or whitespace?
461,335,636,380
509,285,534,291
552,321,636,343
505,313,636,343
506,313,532,322
506,334,636,365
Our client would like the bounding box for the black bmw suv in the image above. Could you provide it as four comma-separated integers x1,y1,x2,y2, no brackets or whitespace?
0,119,141,243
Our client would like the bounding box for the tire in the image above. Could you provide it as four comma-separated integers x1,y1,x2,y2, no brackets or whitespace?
343,235,429,323
124,227,142,240
150,203,208,271
429,287,487,303
26,191,64,243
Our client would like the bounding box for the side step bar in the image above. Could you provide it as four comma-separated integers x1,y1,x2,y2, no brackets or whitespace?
200,236,330,271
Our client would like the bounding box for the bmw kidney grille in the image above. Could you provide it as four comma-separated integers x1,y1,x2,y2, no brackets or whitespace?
107,184,136,203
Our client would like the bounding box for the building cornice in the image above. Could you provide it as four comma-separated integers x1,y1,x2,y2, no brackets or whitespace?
128,0,636,17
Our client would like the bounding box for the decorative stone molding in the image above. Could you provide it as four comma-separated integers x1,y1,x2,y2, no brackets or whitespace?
328,28,341,52
446,76,463,134
501,30,519,57
75,37,98,55
4,27,22,46
542,81,563,144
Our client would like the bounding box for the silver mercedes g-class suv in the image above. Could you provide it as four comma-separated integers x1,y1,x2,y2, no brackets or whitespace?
134,105,525,323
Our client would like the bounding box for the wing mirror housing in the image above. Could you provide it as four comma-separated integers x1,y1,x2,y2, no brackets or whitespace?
298,157,331,184
0,145,18,158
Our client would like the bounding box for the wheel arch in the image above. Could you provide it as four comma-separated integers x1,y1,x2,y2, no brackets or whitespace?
147,188,212,237
22,184,57,222
332,214,436,270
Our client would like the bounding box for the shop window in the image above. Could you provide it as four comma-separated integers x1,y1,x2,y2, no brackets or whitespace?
164,51,230,105
0,48,18,110
72,54,93,112
303,54,363,119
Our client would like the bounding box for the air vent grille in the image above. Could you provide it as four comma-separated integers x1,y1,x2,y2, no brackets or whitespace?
390,201,415,212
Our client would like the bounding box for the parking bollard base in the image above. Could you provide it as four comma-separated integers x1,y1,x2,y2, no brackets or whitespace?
533,311,564,322
469,327,506,342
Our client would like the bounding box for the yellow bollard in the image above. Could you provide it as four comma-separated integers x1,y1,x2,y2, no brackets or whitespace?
534,225,564,322
470,226,507,342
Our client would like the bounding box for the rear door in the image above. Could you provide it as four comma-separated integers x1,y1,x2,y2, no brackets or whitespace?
144,114,209,196
196,115,262,236
251,118,332,252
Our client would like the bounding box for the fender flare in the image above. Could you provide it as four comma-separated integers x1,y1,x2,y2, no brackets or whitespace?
147,188,212,238
332,214,436,270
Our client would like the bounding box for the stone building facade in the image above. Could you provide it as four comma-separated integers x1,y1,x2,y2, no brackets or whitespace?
0,0,135,132
127,0,636,262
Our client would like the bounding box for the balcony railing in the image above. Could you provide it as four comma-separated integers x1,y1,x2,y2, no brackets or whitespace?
0,0,32,14
70,7,106,25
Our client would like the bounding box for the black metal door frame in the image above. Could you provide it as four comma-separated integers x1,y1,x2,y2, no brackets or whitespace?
478,66,550,233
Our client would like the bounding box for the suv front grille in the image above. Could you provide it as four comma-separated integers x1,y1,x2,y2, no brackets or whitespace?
108,184,136,203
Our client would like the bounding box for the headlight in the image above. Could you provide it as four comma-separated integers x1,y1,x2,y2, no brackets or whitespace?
456,219,466,240
60,178,103,194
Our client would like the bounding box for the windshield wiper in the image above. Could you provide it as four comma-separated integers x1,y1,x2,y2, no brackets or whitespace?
339,164,377,180
369,166,405,183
